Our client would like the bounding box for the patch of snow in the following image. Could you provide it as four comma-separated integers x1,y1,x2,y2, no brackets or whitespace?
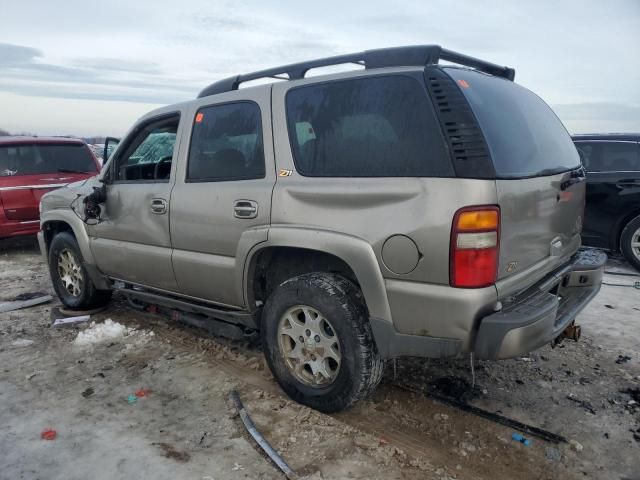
74,319,133,346
11,339,34,347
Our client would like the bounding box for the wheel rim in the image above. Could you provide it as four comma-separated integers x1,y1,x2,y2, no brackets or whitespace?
631,227,640,262
57,248,83,297
277,305,341,387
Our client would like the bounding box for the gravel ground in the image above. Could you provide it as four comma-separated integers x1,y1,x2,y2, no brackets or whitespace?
1,236,638,480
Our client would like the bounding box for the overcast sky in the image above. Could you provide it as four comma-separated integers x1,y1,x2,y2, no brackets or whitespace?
0,0,638,137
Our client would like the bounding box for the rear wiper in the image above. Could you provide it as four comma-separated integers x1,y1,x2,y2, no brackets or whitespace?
57,168,91,174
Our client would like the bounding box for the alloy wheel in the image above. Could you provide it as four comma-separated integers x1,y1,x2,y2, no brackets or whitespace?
57,248,83,297
277,305,341,387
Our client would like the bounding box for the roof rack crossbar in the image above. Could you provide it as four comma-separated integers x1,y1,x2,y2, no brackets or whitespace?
197,45,515,98
440,48,515,81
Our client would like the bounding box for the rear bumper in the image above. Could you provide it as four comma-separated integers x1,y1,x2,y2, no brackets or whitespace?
474,249,606,359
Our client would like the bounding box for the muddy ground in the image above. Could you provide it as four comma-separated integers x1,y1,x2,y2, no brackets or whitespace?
1,236,638,480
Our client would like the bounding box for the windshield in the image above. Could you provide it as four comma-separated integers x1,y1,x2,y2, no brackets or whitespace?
445,68,580,178
0,143,97,177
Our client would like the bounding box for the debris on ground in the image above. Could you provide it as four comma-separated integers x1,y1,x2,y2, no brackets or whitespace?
25,371,41,380
511,433,530,446
134,388,152,398
569,439,583,452
0,294,52,313
53,315,91,327
81,387,94,398
544,446,562,462
127,395,137,405
74,319,133,346
615,355,632,364
229,390,296,479
40,429,57,440
566,393,597,414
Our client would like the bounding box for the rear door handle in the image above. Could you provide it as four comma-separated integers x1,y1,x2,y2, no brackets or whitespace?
233,200,258,219
616,179,640,189
150,198,167,215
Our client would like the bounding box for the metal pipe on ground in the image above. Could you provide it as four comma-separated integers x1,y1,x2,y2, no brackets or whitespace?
229,390,298,479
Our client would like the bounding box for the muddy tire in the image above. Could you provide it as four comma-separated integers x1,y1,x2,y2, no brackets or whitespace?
261,273,384,413
620,215,640,272
49,232,111,310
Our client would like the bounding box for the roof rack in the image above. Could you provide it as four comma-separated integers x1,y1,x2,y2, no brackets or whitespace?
197,45,515,98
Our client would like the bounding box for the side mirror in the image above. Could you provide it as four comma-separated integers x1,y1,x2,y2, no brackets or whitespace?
104,137,120,163
101,137,120,185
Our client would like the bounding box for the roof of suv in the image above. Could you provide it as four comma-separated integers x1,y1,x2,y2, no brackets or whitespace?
0,136,85,146
198,45,516,98
572,133,640,142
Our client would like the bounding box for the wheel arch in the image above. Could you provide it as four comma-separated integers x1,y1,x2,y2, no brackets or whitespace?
41,210,94,264
243,227,392,324
614,208,640,251
40,209,110,289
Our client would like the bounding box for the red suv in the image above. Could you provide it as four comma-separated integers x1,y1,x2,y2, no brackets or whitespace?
0,137,101,238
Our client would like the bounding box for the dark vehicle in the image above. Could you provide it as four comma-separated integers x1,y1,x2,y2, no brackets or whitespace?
573,134,640,270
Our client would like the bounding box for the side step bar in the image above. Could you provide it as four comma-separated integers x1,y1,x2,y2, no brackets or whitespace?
112,283,258,330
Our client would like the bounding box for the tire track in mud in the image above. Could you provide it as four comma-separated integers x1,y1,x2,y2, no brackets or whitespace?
144,319,559,480
151,323,436,459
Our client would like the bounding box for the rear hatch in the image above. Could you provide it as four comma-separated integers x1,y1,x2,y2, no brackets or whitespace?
444,68,585,293
0,142,98,221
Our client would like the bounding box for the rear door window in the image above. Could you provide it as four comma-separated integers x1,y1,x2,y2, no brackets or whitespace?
446,68,580,178
576,142,639,172
0,143,97,177
285,75,453,177
187,102,265,182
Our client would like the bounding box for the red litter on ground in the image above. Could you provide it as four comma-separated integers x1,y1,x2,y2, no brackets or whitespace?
41,429,57,440
135,388,152,398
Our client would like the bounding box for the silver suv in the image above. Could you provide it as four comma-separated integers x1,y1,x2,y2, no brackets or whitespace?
39,46,605,412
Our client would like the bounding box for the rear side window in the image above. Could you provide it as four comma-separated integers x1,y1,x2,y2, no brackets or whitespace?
187,102,265,182
285,75,453,177
576,142,639,172
446,68,580,178
0,143,96,177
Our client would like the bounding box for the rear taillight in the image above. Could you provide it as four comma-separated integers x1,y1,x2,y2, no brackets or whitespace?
450,206,500,288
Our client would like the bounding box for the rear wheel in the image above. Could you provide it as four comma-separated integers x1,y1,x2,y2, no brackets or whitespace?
261,273,384,413
49,232,111,309
620,215,640,272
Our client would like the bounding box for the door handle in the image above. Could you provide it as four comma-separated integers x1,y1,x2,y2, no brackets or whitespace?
233,200,258,219
150,198,167,215
616,179,640,189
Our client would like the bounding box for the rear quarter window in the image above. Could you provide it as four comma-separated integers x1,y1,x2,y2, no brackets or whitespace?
446,68,580,178
285,75,453,177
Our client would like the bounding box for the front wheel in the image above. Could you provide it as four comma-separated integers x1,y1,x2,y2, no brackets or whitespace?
261,273,384,413
48,232,112,310
620,215,640,272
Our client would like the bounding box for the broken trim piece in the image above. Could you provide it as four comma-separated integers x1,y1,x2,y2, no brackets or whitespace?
229,390,297,479
394,382,567,444
0,295,52,314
